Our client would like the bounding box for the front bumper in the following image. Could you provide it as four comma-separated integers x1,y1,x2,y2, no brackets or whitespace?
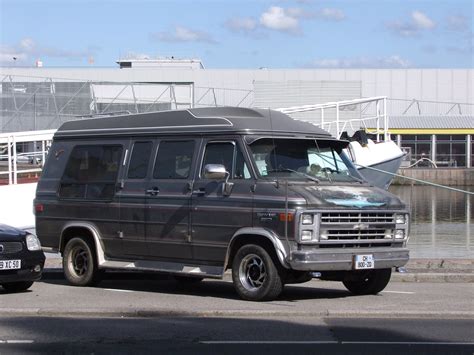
0,252,45,283
288,247,409,271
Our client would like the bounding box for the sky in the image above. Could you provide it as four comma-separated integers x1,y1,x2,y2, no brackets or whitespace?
0,0,472,69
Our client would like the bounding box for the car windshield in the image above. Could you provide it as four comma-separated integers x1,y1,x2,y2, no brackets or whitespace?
248,138,364,183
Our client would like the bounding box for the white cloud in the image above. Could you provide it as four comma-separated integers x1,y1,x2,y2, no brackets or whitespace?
0,38,97,65
225,17,258,32
318,8,345,21
387,11,436,37
411,11,435,30
260,6,300,34
446,15,470,32
151,26,217,44
307,55,411,68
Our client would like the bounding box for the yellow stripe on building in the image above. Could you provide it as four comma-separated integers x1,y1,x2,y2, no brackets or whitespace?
366,128,474,135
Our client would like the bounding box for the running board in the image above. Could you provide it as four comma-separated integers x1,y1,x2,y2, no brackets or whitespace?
99,259,224,279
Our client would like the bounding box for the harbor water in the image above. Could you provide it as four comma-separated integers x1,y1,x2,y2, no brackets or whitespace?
389,185,473,259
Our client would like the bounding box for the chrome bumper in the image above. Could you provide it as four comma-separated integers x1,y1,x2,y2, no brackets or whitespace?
288,247,409,271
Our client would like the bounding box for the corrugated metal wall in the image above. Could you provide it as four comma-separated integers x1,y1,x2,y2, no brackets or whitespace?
253,80,361,123
0,68,472,132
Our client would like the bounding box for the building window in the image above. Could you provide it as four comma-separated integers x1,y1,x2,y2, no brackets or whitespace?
470,135,474,168
400,135,432,167
435,135,466,167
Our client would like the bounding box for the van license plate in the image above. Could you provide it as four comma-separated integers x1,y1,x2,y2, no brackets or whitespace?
354,255,374,270
0,260,21,270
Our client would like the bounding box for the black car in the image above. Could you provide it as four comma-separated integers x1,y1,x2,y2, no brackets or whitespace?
0,224,45,292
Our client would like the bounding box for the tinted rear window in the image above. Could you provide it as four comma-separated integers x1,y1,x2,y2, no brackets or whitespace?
59,145,122,200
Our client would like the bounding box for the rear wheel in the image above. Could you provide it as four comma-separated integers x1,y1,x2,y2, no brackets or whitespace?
232,244,283,301
343,268,392,295
2,281,34,293
63,237,100,286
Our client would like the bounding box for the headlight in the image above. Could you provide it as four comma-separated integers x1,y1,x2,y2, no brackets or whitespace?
301,214,313,225
394,229,405,239
395,213,406,224
26,234,42,251
301,230,313,241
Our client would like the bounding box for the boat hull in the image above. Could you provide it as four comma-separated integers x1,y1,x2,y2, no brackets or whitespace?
357,155,404,189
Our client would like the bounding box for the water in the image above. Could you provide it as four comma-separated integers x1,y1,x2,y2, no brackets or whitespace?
389,185,473,259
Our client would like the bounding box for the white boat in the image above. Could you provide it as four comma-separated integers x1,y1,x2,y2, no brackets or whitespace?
277,96,404,189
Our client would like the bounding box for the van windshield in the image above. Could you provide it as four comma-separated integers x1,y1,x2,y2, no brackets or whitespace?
248,138,364,183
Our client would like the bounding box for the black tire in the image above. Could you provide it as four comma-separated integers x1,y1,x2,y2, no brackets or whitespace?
173,275,204,284
2,281,34,293
232,244,283,301
63,237,100,286
343,268,392,295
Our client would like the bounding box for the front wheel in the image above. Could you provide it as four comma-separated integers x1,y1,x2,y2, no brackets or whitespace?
343,268,392,295
232,244,283,301
63,237,100,286
2,281,34,293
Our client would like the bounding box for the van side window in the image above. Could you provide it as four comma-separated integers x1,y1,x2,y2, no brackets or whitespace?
153,141,194,179
201,142,251,179
60,145,122,200
128,141,153,179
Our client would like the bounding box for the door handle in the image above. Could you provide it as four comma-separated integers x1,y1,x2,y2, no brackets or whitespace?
192,188,206,196
145,187,160,196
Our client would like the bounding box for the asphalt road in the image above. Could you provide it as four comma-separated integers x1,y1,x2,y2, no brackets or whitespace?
1,273,473,317
0,316,472,354
0,274,473,354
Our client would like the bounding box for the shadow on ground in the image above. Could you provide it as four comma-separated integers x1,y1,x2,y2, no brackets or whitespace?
37,271,351,301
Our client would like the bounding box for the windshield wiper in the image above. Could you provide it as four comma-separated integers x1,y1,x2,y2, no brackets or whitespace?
267,168,320,183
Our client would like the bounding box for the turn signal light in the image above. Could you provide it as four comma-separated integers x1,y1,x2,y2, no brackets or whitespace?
279,213,294,222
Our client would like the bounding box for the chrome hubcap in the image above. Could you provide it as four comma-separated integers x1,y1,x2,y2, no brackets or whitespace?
71,246,88,276
239,254,266,291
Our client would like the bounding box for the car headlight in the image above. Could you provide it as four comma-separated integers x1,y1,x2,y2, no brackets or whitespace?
301,214,313,225
395,213,406,224
301,230,313,241
26,234,42,251
394,229,405,239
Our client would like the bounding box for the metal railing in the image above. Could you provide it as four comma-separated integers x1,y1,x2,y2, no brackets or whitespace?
0,129,55,185
277,96,389,141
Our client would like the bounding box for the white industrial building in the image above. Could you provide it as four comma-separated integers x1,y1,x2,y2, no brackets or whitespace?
0,60,473,167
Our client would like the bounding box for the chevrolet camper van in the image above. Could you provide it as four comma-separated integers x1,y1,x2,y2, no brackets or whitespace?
35,107,409,301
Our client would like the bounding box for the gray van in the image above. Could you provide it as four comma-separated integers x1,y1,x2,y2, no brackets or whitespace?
35,107,409,301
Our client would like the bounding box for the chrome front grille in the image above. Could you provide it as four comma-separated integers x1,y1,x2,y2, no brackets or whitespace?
325,229,388,240
319,212,396,248
321,212,395,224
0,241,23,254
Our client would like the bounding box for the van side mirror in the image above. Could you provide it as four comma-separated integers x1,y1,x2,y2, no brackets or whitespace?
203,164,227,180
203,164,234,196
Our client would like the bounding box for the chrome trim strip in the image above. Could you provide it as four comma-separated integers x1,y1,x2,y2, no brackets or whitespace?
101,260,223,278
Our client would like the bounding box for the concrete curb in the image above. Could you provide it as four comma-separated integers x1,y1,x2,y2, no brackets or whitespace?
1,307,473,319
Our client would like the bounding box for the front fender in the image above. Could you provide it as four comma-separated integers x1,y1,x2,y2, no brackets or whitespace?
225,227,291,269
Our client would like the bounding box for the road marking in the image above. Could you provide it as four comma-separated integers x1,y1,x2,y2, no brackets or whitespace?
0,340,35,344
103,288,135,293
201,341,339,344
200,340,474,345
381,291,415,294
341,341,474,345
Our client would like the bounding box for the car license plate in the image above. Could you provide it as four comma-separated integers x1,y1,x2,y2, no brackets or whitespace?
0,259,21,270
354,254,374,270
